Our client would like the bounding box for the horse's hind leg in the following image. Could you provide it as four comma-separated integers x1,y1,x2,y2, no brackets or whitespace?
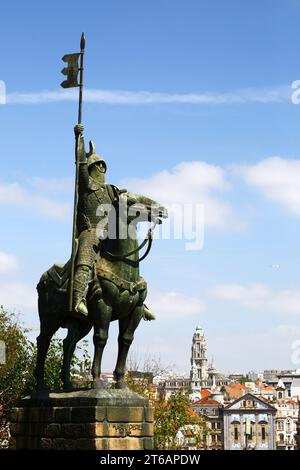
114,297,144,389
60,320,92,390
35,322,59,391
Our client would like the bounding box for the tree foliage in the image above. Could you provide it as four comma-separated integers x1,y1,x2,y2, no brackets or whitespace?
0,306,91,413
239,375,250,385
0,307,34,412
154,393,209,450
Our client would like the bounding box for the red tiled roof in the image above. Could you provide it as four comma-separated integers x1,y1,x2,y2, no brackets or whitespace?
201,389,212,399
223,385,244,399
286,399,298,405
231,383,246,390
193,398,221,406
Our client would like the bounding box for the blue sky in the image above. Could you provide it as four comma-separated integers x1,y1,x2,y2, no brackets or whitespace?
1,0,300,375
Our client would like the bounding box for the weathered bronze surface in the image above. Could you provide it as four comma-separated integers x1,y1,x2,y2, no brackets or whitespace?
34,131,167,391
34,34,168,392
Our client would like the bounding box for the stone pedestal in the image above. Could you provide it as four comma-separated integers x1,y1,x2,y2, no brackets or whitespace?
9,388,154,450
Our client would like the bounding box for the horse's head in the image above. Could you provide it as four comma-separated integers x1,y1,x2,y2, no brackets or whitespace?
118,190,168,226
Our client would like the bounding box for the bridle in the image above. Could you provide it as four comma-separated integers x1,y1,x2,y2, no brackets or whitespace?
103,219,158,263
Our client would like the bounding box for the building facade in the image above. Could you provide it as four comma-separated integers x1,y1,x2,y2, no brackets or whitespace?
190,326,208,400
157,377,190,401
223,393,276,450
273,379,298,450
190,326,228,401
192,397,224,450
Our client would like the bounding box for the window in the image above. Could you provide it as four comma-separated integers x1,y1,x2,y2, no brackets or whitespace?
234,426,239,442
262,426,266,442
278,392,283,399
249,424,255,442
277,421,284,431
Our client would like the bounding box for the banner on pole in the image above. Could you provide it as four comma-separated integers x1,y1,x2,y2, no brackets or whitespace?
60,53,80,88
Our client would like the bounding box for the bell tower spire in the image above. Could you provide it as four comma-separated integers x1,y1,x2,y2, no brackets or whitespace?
190,325,208,400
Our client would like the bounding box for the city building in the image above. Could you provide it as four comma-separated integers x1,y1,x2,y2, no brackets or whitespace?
265,371,300,399
190,326,229,401
157,376,190,401
192,396,224,449
228,373,244,383
223,393,276,450
220,384,246,402
248,370,264,382
190,326,209,400
273,380,299,450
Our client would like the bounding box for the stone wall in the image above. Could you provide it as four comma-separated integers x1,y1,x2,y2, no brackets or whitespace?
9,388,154,450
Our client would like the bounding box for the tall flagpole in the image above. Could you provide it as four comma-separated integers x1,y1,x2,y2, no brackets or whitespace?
78,33,85,125
68,33,85,312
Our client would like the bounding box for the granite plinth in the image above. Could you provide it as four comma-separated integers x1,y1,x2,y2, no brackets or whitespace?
9,388,154,450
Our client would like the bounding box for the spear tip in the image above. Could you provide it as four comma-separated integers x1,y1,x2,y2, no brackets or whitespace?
80,33,85,51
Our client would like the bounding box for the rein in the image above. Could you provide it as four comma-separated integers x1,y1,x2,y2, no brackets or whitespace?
103,220,158,263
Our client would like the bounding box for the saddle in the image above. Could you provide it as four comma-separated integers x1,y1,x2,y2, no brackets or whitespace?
46,260,147,294
47,260,71,291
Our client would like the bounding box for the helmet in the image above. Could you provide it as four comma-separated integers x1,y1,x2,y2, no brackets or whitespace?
86,141,107,172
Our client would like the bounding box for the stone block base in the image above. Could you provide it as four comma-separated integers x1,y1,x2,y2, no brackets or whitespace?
9,388,154,450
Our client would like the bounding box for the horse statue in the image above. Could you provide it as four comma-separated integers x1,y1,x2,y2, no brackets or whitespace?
34,190,168,391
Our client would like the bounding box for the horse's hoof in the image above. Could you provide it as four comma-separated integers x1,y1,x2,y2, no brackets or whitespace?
115,380,128,390
62,383,75,392
34,384,50,396
92,379,107,390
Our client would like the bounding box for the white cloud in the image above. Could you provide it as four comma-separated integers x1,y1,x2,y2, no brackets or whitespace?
28,176,73,194
0,252,19,274
5,85,290,106
147,287,206,319
124,161,244,230
0,282,37,311
238,157,300,216
211,282,300,315
0,180,71,219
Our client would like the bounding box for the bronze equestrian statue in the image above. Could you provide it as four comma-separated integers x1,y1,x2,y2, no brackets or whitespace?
34,125,168,391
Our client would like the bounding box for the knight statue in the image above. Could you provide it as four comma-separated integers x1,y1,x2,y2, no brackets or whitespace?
72,124,155,321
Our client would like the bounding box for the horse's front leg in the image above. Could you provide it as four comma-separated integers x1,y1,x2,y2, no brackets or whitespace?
61,320,92,390
114,291,145,389
91,298,112,386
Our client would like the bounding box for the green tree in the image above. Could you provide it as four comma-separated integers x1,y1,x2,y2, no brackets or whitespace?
0,307,33,412
0,306,91,413
154,393,209,450
239,376,250,385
